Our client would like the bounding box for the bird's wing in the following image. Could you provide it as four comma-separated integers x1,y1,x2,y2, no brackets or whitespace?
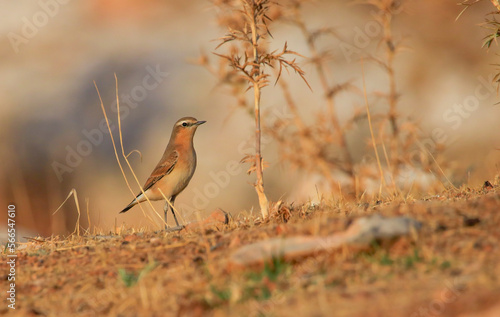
142,149,179,192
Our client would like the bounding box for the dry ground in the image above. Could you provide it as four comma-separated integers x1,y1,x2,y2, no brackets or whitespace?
2,185,500,317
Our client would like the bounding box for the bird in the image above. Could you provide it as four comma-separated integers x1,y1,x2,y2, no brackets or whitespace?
120,117,206,230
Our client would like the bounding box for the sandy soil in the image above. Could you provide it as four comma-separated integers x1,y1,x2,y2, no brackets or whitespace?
1,186,500,316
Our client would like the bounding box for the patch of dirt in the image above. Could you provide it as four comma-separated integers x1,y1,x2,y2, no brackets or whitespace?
2,187,500,316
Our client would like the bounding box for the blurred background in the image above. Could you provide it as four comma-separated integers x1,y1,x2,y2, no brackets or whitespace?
1,0,500,237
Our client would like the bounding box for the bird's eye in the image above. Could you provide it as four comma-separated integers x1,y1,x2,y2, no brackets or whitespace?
181,122,188,127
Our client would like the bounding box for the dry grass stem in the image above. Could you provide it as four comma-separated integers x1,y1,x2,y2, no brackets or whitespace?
94,79,163,228
52,188,81,236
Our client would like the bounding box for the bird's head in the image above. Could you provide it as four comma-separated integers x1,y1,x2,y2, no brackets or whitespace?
171,117,206,144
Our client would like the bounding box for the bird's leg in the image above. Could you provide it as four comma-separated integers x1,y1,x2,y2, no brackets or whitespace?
163,197,183,232
170,196,180,227
163,202,169,230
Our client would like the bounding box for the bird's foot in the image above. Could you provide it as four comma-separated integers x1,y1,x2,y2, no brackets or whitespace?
164,225,184,233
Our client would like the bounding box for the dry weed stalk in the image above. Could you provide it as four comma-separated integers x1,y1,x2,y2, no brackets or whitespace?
201,0,310,218
270,0,450,197
353,0,403,187
361,59,386,197
263,0,359,196
286,2,355,178
493,0,500,10
95,77,165,229
350,0,442,195
362,0,454,194
458,0,500,88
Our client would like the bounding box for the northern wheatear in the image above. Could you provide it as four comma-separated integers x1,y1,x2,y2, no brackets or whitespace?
120,117,205,230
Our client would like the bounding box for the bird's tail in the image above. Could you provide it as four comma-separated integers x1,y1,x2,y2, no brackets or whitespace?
119,199,137,213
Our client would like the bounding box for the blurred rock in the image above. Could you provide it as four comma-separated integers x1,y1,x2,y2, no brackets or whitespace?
149,237,161,246
229,214,422,268
182,208,229,232
0,226,37,245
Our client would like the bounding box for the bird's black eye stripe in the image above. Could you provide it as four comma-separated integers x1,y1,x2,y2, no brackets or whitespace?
182,122,188,127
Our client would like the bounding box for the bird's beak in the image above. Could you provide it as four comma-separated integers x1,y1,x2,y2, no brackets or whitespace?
195,120,206,126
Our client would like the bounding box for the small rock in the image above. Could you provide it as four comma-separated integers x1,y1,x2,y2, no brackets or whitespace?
150,237,161,246
435,224,448,232
228,236,241,249
463,217,480,227
183,209,229,232
206,208,229,224
483,180,494,190
123,234,138,242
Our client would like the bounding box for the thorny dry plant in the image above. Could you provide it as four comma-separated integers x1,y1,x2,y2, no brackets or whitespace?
265,0,451,199
354,0,433,193
199,0,310,218
265,0,358,196
458,0,500,89
200,0,454,206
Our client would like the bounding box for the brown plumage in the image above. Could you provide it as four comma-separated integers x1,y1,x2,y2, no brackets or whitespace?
120,117,205,229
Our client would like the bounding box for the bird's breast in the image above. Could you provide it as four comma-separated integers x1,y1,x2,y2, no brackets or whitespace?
155,148,196,198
